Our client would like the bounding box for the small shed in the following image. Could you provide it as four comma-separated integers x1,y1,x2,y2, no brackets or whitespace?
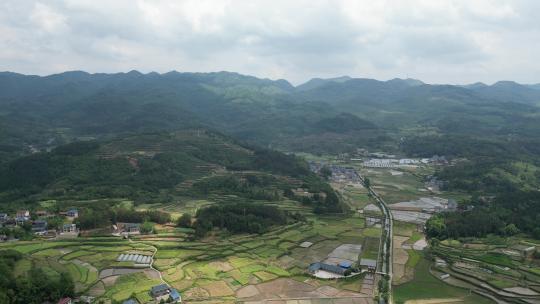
360,258,377,272
338,261,353,269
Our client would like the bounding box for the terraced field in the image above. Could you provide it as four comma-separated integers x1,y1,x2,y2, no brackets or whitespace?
142,213,373,302
0,209,375,303
0,237,162,302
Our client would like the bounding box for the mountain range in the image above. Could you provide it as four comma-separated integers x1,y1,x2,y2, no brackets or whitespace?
1,70,540,162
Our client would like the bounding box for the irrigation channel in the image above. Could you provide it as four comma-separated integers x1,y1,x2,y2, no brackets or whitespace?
356,168,394,304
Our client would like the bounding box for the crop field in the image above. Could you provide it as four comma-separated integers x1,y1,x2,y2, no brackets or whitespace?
145,212,372,302
429,236,540,302
0,162,382,303
338,182,373,210
357,167,427,204
0,237,160,298
0,208,375,303
394,257,494,304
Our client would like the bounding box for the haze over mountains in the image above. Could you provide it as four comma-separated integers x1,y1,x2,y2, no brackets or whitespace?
1,70,540,163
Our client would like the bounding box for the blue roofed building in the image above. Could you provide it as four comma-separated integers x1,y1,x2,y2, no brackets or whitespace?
338,261,353,269
308,262,347,276
122,299,138,304
169,288,181,303
32,220,48,234
67,208,79,218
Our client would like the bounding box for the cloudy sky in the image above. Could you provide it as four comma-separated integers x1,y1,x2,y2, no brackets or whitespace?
1,0,539,85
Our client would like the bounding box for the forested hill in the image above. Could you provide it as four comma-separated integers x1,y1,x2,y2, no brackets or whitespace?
0,130,316,205
1,70,540,161
0,71,388,160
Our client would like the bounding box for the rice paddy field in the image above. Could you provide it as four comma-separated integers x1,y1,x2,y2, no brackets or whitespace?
0,199,377,303
146,212,373,302
0,237,159,301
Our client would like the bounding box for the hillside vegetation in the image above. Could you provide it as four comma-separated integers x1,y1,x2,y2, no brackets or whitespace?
0,130,338,210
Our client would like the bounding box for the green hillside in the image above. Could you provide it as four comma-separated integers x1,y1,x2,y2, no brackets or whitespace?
0,130,326,207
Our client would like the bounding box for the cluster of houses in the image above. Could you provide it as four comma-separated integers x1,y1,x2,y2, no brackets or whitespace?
361,155,448,168
0,208,79,240
308,162,362,184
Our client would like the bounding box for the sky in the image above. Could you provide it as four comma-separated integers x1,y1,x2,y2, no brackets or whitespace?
1,0,539,85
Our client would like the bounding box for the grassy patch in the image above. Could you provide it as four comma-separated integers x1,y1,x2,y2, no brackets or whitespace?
104,272,161,302
361,237,380,260
229,269,250,285
362,227,381,238
228,257,254,268
254,271,277,281
487,279,517,289
476,253,514,268
62,250,94,260
266,265,290,276
406,250,421,268
13,259,32,277
441,239,462,248
239,264,266,273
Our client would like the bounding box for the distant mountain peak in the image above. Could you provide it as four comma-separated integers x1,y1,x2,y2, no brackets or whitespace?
492,80,522,87
296,76,352,91
386,78,424,87
126,70,143,76
462,82,488,89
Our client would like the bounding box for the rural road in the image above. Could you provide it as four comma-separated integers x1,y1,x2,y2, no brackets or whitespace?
356,169,394,304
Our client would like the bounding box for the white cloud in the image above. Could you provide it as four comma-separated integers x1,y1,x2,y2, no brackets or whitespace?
0,0,539,84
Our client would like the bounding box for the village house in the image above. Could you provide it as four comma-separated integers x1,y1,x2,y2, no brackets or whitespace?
122,299,138,304
0,213,8,223
114,222,141,236
16,210,30,223
32,220,48,234
150,284,181,303
62,223,78,233
66,208,79,218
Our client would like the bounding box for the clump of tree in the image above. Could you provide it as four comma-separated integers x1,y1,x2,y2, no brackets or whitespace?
0,249,74,303
114,209,170,224
426,191,540,240
176,213,192,228
251,149,310,177
140,221,155,234
193,203,301,238
284,186,347,214
319,166,332,180
74,204,170,230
